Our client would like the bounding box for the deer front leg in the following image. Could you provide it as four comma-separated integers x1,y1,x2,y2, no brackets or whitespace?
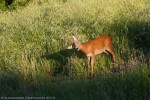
87,56,91,77
91,55,95,77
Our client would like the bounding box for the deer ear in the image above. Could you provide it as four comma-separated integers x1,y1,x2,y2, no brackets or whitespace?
72,36,78,42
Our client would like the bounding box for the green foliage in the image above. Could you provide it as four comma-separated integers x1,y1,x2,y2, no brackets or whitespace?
0,0,32,12
11,0,32,8
0,0,7,11
0,0,150,99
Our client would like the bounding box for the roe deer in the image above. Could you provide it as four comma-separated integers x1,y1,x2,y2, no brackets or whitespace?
67,35,116,77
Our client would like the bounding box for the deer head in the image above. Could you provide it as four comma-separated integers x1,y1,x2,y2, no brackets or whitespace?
67,36,81,51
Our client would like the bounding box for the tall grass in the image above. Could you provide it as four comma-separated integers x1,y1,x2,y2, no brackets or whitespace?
0,0,150,99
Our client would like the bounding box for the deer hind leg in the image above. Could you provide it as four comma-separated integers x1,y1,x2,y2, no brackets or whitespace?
105,49,116,62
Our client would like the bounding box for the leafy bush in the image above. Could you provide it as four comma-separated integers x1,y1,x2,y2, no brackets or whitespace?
0,0,7,11
0,0,32,12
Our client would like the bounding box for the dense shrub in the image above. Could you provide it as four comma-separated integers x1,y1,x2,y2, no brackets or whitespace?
0,0,7,11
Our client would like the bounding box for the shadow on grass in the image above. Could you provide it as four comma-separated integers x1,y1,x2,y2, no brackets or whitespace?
0,66,149,100
41,49,86,76
0,68,25,96
110,16,150,57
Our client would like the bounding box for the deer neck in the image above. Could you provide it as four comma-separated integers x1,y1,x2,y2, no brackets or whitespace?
78,44,91,57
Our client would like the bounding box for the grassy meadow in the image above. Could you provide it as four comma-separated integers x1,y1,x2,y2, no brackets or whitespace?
0,0,150,99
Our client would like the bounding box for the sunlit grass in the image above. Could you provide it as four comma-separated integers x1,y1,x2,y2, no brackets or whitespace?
0,0,149,99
